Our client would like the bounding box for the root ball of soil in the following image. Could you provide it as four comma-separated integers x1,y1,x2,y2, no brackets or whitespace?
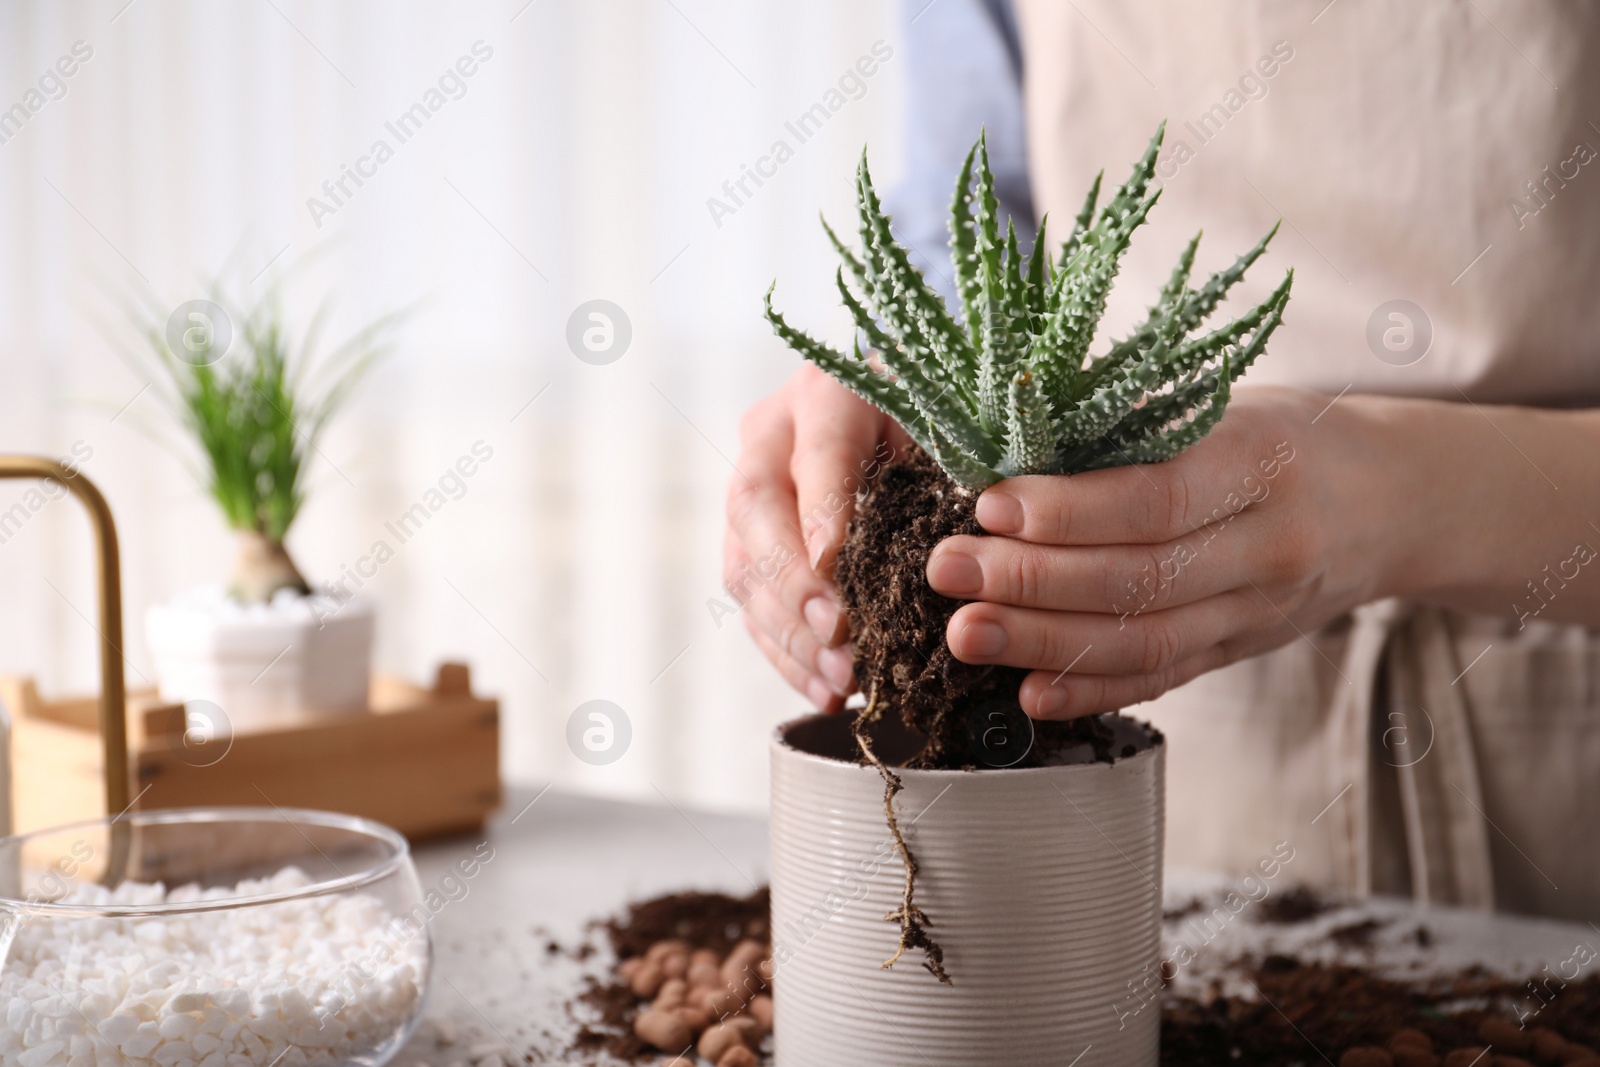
834,444,1122,769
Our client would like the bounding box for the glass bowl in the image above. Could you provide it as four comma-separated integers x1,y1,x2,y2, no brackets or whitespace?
0,807,432,1067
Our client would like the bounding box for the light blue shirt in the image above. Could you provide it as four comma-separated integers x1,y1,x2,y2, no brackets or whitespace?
883,0,1033,307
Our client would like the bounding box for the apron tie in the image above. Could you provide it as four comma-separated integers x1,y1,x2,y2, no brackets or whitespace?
1385,606,1497,909
1329,599,1406,897
1326,599,1495,907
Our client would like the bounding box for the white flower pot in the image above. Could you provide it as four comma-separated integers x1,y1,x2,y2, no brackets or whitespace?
145,587,376,728
769,712,1165,1067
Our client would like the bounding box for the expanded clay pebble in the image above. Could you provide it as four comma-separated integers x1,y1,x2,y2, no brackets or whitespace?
1531,1030,1570,1062
633,1010,693,1053
577,890,774,1064
720,942,765,991
1340,1048,1394,1067
615,936,772,1062
631,962,666,1000
747,996,772,1031
1389,1031,1435,1054
1337,1049,1388,1067
1480,1019,1534,1054
1386,1030,1439,1067
686,957,722,991
717,1047,758,1067
696,1022,748,1063
0,867,426,1067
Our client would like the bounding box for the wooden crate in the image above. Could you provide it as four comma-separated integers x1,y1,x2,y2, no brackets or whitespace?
1,663,501,841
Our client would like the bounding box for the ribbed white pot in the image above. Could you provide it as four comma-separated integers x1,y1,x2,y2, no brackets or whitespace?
769,712,1164,1067
146,586,375,727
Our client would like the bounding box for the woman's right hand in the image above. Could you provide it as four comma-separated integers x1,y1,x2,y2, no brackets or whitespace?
725,363,907,712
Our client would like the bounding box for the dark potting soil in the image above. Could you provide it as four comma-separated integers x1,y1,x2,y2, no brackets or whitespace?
1161,955,1600,1067
570,974,652,1062
567,887,1600,1067
568,888,772,1064
834,444,1159,770
1254,883,1334,924
598,886,770,960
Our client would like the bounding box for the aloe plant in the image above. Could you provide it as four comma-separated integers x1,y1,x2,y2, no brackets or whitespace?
762,123,1292,983
764,122,1292,489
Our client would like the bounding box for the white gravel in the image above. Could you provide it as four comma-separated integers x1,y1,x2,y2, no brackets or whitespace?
0,867,427,1067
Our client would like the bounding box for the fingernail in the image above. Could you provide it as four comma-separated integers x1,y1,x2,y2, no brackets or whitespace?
1034,685,1068,718
927,549,983,597
806,528,829,570
976,490,1023,534
957,618,1007,658
816,646,855,694
805,676,834,710
804,595,842,644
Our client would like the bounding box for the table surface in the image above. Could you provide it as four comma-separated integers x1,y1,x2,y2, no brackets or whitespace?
402,786,769,1065
398,786,1597,1065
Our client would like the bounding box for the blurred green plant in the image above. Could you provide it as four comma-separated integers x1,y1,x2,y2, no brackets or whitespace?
116,284,403,602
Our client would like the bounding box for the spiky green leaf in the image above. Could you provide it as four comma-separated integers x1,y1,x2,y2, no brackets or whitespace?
1169,220,1281,339
764,285,931,449
835,271,1000,467
948,140,985,348
1057,171,1102,269
927,422,1002,490
1000,370,1053,476
857,154,976,392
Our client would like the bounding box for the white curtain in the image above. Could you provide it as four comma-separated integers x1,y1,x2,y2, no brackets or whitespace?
0,0,905,813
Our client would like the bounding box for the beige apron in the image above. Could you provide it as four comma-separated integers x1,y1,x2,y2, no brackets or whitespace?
1014,0,1600,920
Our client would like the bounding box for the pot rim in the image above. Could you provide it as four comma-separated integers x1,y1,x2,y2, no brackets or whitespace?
147,584,378,616
771,710,1163,780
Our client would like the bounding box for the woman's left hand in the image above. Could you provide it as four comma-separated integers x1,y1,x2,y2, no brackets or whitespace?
926,385,1411,718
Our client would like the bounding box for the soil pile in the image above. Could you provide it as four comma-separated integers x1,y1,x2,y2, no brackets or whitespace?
570,889,772,1066
1162,955,1600,1067
568,887,1600,1067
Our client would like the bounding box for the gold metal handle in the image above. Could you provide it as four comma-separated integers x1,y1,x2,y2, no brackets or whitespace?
0,455,131,815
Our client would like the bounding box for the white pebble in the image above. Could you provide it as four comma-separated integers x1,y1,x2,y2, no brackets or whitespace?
166,992,207,1015
19,1042,64,1067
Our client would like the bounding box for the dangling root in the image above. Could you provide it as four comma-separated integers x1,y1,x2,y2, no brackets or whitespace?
854,685,951,985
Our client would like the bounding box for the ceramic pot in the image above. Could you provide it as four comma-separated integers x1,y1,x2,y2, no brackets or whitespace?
146,586,375,727
768,712,1165,1067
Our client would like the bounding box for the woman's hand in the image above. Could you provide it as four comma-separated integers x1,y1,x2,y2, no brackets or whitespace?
927,386,1412,719
725,364,907,712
